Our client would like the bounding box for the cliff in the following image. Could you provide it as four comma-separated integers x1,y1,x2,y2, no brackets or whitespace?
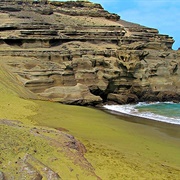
1,1,180,180
0,0,180,105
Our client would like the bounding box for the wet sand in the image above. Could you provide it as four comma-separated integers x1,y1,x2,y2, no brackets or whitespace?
101,106,180,139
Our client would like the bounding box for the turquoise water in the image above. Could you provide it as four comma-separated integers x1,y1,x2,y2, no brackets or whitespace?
104,102,180,125
136,102,180,119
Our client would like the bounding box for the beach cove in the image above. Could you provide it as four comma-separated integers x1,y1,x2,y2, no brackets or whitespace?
0,1,180,179
31,101,180,179
0,62,180,179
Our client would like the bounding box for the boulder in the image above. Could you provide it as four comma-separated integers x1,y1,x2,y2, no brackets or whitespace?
39,83,102,105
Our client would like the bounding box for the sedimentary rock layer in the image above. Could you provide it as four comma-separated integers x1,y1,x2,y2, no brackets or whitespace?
0,0,179,105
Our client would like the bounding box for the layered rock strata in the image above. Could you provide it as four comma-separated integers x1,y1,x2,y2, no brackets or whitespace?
0,0,180,105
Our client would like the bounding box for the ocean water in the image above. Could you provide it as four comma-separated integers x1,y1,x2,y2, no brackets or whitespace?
104,102,180,125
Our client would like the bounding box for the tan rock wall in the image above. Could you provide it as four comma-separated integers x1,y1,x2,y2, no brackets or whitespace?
0,1,179,105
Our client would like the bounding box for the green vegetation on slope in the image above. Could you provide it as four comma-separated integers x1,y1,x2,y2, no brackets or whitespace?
0,64,99,179
0,64,38,125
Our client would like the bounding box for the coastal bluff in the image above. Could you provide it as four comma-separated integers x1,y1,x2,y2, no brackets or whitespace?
0,0,180,105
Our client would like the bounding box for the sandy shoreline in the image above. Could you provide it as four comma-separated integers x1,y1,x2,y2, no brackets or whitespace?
100,106,180,139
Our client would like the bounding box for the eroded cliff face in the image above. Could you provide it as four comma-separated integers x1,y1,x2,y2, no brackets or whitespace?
0,0,180,105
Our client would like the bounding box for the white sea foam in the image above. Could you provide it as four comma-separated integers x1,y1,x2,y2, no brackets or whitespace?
104,103,180,125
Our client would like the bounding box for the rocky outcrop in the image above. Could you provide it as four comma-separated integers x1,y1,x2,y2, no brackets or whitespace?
0,119,100,179
0,0,179,105
23,154,61,180
39,83,102,105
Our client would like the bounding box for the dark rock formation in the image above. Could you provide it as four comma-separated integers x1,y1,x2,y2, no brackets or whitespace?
0,0,179,104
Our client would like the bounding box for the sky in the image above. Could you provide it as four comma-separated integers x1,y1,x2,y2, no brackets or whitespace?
89,0,180,50
55,0,180,50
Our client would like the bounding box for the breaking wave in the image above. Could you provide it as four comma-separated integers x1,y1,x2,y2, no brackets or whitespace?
104,102,180,125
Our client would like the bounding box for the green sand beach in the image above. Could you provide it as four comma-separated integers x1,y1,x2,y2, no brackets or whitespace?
32,101,180,179
0,65,180,179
